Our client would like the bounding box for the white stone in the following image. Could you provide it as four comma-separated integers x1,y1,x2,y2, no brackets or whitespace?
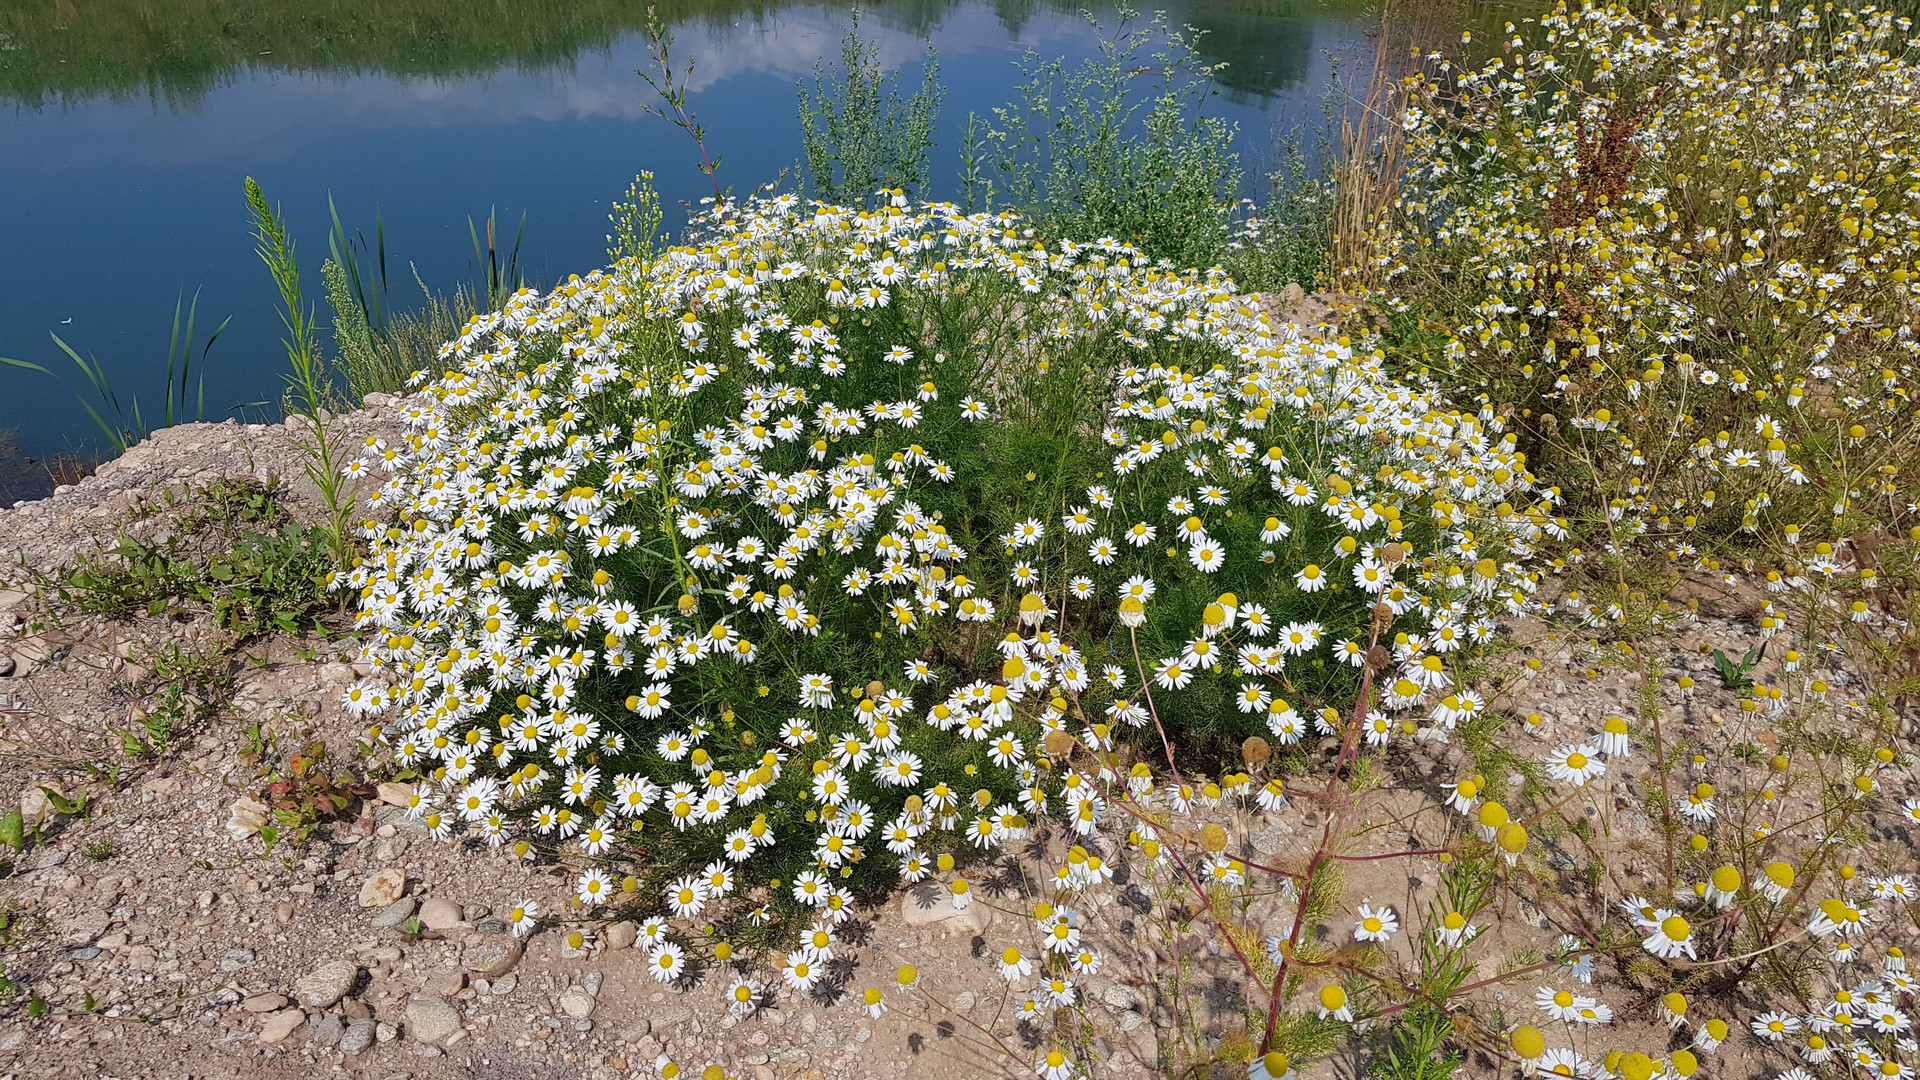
295,959,359,1009
406,997,461,1044
603,920,638,950
256,1009,305,1044
358,868,405,908
416,897,463,929
226,798,272,841
558,988,596,1019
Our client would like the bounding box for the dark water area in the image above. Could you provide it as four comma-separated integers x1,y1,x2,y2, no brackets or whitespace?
0,0,1383,485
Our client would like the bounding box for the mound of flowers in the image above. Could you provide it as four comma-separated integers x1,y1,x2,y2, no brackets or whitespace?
332,189,1537,987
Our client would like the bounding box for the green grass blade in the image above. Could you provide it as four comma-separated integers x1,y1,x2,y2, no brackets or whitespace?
198,312,230,423
373,208,389,329
468,214,486,306
507,211,528,296
0,356,53,375
328,193,374,331
51,332,111,403
52,331,134,451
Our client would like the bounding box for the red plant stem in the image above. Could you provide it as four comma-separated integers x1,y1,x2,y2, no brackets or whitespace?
1327,848,1455,863
1369,958,1566,1021
1259,623,1384,1055
1128,626,1187,793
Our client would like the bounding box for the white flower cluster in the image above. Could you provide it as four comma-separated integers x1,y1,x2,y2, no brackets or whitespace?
328,191,1540,934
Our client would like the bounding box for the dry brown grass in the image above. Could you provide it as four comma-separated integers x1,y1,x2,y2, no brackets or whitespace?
1329,0,1452,287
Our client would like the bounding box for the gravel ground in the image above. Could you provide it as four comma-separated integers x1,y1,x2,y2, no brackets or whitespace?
0,377,1913,1080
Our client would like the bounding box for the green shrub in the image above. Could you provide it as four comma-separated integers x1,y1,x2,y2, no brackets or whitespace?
964,6,1244,271
798,15,943,205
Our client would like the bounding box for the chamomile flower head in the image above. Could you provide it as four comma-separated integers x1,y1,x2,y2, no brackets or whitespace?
1354,904,1399,943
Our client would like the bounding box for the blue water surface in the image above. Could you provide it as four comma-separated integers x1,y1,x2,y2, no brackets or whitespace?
0,2,1366,464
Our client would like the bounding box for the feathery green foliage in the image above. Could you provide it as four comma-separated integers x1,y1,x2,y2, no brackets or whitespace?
798,14,944,204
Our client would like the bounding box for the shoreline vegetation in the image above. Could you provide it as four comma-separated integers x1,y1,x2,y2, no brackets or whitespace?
8,4,1920,1080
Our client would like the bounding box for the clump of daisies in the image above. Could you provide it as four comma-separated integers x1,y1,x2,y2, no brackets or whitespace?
328,178,1538,1075
1377,1,1920,592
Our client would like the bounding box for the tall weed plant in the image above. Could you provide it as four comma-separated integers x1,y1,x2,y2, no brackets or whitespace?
963,6,1244,272
798,14,943,205
245,177,356,568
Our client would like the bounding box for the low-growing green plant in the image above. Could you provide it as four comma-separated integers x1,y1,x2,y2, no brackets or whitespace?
58,479,329,637
1221,141,1332,295
1710,642,1763,692
239,729,367,853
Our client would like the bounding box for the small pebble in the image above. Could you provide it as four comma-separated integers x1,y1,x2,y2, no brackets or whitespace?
310,1013,345,1049
357,868,405,908
417,897,463,930
256,1009,305,1045
340,1018,378,1054
603,920,638,950
558,988,596,1019
295,959,359,1009
371,896,417,930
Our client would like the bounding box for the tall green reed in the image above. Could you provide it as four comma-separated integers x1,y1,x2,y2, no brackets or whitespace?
468,206,528,311
244,176,354,568
324,198,488,401
2,288,230,453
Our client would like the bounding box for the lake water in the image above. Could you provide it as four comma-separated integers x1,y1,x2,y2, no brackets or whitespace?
0,0,1377,483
